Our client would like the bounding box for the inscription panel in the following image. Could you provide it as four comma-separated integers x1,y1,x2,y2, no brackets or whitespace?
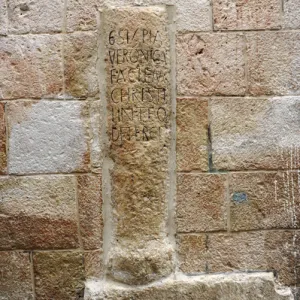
103,6,173,285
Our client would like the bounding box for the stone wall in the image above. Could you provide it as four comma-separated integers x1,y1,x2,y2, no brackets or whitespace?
0,0,300,299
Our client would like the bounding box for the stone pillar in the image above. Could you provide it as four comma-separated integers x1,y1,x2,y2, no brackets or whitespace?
101,6,175,285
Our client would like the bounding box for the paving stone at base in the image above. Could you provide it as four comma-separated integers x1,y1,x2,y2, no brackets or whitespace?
84,273,292,300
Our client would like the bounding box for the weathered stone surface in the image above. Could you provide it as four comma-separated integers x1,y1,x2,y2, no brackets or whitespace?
176,98,208,171
0,175,79,249
33,251,85,300
89,100,103,171
213,0,281,30
211,97,300,170
85,273,293,300
66,0,211,32
177,234,207,273
7,100,90,174
177,33,246,96
0,0,8,35
85,250,104,279
284,0,300,29
0,35,63,99
206,231,300,286
64,32,99,99
0,251,34,299
177,174,227,232
7,0,64,34
229,172,300,231
103,6,174,285
176,0,211,31
77,174,103,250
247,32,300,96
0,102,7,174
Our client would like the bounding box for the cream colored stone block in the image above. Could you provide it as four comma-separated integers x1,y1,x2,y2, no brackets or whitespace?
176,98,208,171
177,33,246,96
211,97,300,170
0,252,34,299
247,32,300,96
229,172,300,231
213,0,281,30
7,100,90,174
284,0,300,29
0,175,79,249
7,0,64,34
0,35,63,99
177,174,227,232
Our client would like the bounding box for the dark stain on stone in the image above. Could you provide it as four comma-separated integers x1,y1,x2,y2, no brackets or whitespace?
19,3,30,12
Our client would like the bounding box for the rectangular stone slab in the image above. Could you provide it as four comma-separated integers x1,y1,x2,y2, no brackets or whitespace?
101,6,174,285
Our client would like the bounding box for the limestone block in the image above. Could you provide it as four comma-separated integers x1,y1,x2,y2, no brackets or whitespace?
177,234,207,273
206,231,300,286
33,251,85,300
176,98,208,171
0,35,63,100
0,251,34,299
7,100,90,174
84,273,293,300
177,33,246,96
213,0,281,30
177,174,227,232
0,0,8,35
66,0,211,32
247,32,300,96
89,100,103,171
0,175,79,249
284,0,300,29
77,174,103,250
211,97,300,170
229,172,300,231
103,6,174,285
64,32,99,99
7,0,64,34
85,250,104,279
0,102,7,174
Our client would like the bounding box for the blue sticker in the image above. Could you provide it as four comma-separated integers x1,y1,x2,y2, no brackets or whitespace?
232,192,247,203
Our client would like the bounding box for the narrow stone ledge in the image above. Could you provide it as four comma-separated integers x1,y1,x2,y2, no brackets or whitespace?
84,273,293,300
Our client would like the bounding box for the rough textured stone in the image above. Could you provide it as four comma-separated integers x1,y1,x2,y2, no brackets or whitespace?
77,174,103,250
229,172,300,231
213,0,281,30
176,98,208,171
7,100,90,174
0,251,34,299
247,32,300,96
64,32,99,99
85,273,293,300
33,251,85,300
284,0,300,29
89,100,103,171
85,250,104,279
206,231,300,286
0,0,8,35
176,0,212,31
0,175,79,249
177,174,227,232
7,0,64,34
177,33,246,96
211,97,300,171
0,35,63,100
66,0,211,32
103,6,174,285
0,102,7,174
177,234,207,273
